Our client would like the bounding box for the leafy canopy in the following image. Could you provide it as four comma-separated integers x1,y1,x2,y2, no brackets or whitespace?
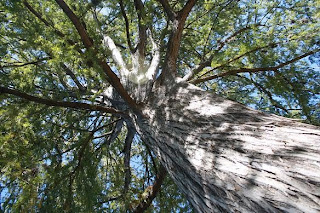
0,0,319,212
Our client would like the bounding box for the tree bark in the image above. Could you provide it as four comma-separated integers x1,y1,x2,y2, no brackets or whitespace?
132,82,320,213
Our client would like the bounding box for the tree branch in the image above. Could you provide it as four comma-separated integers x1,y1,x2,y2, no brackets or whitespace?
202,0,236,56
132,165,167,213
157,0,176,21
178,0,197,20
0,57,51,69
239,74,289,113
159,0,197,83
134,0,147,57
188,42,279,81
191,50,319,84
119,0,134,52
103,36,130,78
0,86,123,115
72,132,94,175
106,119,124,146
99,195,123,204
182,56,213,81
145,30,160,81
183,24,266,81
123,128,135,195
60,63,86,92
215,24,262,53
54,0,93,48
23,1,66,39
54,0,138,110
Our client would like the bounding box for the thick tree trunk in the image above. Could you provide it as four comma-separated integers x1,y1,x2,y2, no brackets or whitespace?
133,82,320,213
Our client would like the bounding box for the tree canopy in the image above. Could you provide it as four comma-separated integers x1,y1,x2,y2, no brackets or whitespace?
0,0,319,212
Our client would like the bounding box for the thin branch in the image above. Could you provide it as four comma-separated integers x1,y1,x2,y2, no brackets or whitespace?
132,165,167,213
92,118,121,133
60,63,86,92
23,1,51,26
23,0,102,76
194,36,316,81
45,120,91,132
99,195,123,204
146,144,158,174
239,74,289,113
71,132,94,177
194,42,279,80
191,49,319,84
215,24,262,53
119,0,134,51
23,0,75,45
0,86,124,115
93,131,113,139
185,1,219,29
93,119,124,151
183,24,266,81
23,1,65,38
0,57,51,69
202,0,236,56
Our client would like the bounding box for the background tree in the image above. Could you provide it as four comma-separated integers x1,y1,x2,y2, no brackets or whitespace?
0,0,319,212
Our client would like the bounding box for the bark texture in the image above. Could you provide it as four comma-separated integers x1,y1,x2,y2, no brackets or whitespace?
132,82,320,213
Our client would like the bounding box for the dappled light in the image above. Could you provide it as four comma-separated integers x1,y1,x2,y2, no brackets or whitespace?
0,0,319,212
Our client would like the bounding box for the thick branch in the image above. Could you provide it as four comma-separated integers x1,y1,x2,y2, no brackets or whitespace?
159,0,197,82
191,50,319,84
54,0,93,48
182,56,213,81
0,86,123,115
123,128,135,195
178,0,198,20
134,0,147,57
145,31,160,81
54,0,138,109
107,120,124,146
103,36,130,78
133,165,167,213
157,0,175,21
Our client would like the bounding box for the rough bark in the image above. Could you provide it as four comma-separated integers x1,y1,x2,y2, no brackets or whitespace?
132,82,320,213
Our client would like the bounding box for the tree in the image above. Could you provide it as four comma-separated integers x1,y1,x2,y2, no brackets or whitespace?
0,0,319,212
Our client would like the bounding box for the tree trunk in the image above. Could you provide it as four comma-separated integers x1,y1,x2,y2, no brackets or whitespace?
132,82,320,213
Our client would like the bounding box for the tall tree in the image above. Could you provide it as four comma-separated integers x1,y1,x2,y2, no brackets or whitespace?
1,0,319,212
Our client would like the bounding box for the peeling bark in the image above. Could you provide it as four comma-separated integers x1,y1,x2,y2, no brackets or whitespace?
132,82,320,213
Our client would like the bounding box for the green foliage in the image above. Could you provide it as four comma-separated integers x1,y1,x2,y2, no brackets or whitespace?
0,0,319,212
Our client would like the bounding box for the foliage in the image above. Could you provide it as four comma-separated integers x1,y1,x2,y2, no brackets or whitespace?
0,0,319,212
